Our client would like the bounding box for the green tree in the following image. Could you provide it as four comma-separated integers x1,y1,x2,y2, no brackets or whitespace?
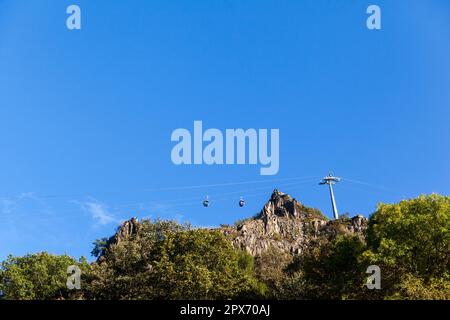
293,235,367,299
253,246,293,299
86,219,188,299
0,252,88,300
362,194,450,299
86,219,266,299
387,273,450,300
282,194,450,300
91,238,109,258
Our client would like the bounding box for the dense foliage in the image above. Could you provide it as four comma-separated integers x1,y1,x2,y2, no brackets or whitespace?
269,194,450,299
0,252,88,300
85,220,266,299
1,194,449,300
362,194,450,299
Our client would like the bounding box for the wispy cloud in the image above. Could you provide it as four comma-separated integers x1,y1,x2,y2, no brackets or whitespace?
0,192,52,218
0,198,15,215
0,192,54,237
79,199,119,226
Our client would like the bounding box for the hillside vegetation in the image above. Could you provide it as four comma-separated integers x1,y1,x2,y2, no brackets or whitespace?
1,193,449,300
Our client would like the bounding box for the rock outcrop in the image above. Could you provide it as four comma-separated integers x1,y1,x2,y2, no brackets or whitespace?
113,217,139,244
98,217,139,260
222,190,367,257
107,191,368,259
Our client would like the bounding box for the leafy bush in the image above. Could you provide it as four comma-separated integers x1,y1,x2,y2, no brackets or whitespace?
0,252,88,300
86,219,266,299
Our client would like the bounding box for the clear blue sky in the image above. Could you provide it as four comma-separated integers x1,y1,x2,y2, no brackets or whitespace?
1,0,449,261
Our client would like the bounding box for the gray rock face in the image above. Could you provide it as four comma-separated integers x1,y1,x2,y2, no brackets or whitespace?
110,191,367,259
223,190,367,257
96,217,140,262
110,217,139,246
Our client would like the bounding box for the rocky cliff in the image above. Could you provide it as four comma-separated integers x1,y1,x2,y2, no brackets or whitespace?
221,190,367,256
110,190,368,258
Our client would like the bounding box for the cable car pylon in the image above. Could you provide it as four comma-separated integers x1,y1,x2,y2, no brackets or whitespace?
319,172,341,220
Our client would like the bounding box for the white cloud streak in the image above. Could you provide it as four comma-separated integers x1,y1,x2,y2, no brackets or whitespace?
80,199,118,226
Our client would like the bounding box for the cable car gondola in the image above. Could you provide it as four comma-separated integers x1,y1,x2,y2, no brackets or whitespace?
203,196,210,207
239,197,245,207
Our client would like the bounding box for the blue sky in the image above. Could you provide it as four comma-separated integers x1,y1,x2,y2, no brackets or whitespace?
0,0,449,261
